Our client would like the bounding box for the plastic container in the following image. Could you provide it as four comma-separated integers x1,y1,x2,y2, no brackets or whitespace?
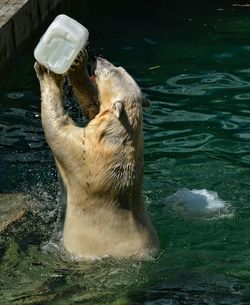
34,14,89,74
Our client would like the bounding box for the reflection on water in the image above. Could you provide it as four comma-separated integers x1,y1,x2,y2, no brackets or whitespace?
1,3,250,305
140,274,250,305
7,92,25,99
149,72,250,96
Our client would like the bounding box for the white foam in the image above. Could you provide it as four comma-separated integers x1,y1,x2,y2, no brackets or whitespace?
42,239,111,262
165,188,233,219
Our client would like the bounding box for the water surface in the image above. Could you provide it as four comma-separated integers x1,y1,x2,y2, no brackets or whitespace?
1,3,250,304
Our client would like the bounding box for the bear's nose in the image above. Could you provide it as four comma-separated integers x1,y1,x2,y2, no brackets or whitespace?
96,57,108,63
96,57,114,69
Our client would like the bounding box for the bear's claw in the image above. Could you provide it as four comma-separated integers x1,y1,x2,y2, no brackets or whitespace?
34,62,63,84
68,48,88,74
34,62,47,77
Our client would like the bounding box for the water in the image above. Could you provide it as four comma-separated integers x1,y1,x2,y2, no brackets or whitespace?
1,2,250,304
164,188,233,219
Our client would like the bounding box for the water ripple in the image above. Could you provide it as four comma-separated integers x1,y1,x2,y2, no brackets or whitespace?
145,133,214,155
6,92,25,99
234,93,250,100
0,105,47,165
148,72,250,96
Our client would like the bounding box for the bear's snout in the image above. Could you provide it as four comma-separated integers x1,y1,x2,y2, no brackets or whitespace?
95,57,115,77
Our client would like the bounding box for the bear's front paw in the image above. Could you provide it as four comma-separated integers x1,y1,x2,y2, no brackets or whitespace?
68,48,88,76
34,62,63,85
34,62,47,80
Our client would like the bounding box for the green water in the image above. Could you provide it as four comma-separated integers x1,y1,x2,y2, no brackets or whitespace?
1,2,250,304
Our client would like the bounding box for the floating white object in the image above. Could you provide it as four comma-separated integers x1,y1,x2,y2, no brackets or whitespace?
34,14,89,74
165,188,232,219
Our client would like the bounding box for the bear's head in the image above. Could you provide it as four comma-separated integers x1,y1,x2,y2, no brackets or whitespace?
93,57,150,119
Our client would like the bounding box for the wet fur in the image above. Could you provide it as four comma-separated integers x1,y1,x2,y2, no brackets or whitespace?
34,52,158,258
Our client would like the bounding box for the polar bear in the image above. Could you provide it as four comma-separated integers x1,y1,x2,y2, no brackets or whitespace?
34,51,158,258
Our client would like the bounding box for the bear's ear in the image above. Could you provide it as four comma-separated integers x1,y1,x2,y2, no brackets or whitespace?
142,96,151,108
113,101,123,118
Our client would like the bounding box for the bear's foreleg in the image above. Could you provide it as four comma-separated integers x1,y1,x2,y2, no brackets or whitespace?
34,62,81,160
68,49,99,120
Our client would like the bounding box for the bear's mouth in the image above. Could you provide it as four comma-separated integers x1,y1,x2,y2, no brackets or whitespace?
90,59,97,76
89,75,96,83
87,60,97,84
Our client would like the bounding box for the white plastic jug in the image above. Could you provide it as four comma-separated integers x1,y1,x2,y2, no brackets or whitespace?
34,14,89,74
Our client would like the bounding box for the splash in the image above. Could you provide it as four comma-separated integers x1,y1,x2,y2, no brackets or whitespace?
165,188,233,219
